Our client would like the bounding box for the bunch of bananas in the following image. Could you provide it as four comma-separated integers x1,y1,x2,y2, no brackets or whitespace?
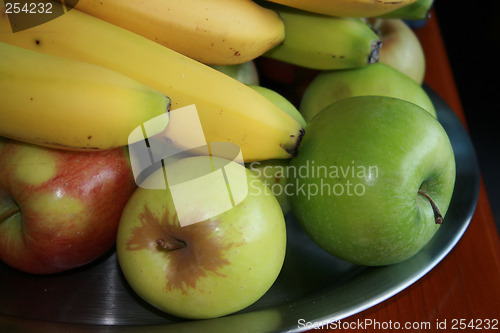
0,0,433,163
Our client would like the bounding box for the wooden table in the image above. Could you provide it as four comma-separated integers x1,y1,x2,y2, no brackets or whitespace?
309,11,500,333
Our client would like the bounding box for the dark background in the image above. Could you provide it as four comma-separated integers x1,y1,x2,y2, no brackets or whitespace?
433,2,499,234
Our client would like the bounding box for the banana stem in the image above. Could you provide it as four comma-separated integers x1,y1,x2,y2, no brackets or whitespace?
418,190,444,224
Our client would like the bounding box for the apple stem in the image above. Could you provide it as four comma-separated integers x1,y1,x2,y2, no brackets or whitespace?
156,238,185,251
418,190,444,224
0,206,19,222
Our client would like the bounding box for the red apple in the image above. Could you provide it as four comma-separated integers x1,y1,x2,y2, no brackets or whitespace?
0,138,136,274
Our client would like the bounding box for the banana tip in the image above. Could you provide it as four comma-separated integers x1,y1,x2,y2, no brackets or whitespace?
287,128,305,158
369,41,382,64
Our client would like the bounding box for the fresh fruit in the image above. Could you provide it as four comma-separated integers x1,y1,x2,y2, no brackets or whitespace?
116,155,287,319
247,159,292,215
248,84,307,128
378,0,434,20
299,63,436,122
261,3,382,70
0,4,304,162
289,96,456,266
0,138,136,274
210,61,260,85
261,0,418,17
75,0,285,65
0,42,169,151
367,18,426,84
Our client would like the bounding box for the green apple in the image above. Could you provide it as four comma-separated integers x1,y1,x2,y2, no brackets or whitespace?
210,60,260,85
116,155,286,319
299,62,436,123
246,159,292,215
248,84,307,128
0,138,136,274
289,96,456,266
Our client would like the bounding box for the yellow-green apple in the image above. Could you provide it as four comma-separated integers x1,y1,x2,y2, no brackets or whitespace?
299,62,436,122
289,96,456,266
210,60,260,85
248,84,307,128
0,138,136,274
247,159,292,215
116,155,287,319
368,18,426,84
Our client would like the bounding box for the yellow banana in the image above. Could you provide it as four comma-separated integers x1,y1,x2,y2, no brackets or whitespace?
74,0,285,65
0,3,304,162
0,42,169,151
261,0,418,17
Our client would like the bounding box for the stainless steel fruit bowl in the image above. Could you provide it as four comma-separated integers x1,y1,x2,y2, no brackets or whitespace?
0,87,480,332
